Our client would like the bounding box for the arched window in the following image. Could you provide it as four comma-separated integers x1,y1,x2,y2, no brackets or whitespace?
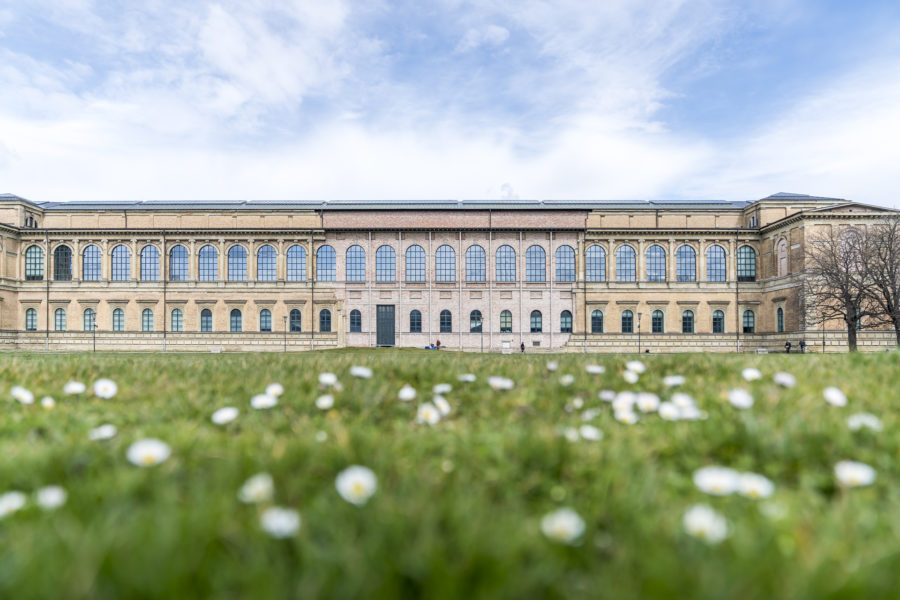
682,310,694,334
25,245,44,281
560,310,572,333
652,310,664,333
712,310,725,334
111,245,130,281
776,239,788,277
142,309,154,332
737,246,756,282
440,309,452,333
112,308,125,332
470,310,483,333
54,308,66,331
54,245,72,281
198,245,218,281
409,310,422,333
25,308,37,331
435,245,456,282
530,310,542,333
82,245,101,281
169,245,188,281
257,245,277,281
346,245,366,282
319,309,332,332
616,246,636,282
83,308,96,332
228,245,247,281
376,246,396,282
586,245,606,282
290,309,302,332
742,310,755,333
286,245,307,281
496,245,516,282
201,308,213,332
621,310,634,333
676,245,696,282
139,246,159,281
591,310,604,333
316,245,336,281
526,246,546,282
706,245,726,282
777,307,784,333
260,309,272,332
405,245,425,282
466,245,486,282
350,309,362,333
646,245,666,282
556,246,575,282
500,310,512,333
230,309,242,332
171,309,183,332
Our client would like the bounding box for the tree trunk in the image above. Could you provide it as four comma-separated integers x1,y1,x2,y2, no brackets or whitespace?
894,321,900,348
847,323,858,352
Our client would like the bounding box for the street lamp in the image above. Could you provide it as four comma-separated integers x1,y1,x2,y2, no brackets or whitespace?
637,312,642,354
92,320,97,353
821,311,826,352
283,316,288,353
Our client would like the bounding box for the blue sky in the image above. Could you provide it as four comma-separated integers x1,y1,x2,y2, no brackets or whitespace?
1,0,899,205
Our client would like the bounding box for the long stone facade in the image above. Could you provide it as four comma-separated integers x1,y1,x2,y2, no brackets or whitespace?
0,192,896,353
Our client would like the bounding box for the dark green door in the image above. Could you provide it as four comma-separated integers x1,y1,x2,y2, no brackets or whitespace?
376,305,395,346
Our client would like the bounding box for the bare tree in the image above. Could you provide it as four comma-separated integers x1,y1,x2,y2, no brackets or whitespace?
864,216,900,345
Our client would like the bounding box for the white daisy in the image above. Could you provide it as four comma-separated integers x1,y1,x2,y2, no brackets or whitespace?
211,406,239,425
315,394,335,410
683,504,728,544
623,370,639,384
457,373,476,383
540,508,585,545
93,378,118,399
663,375,686,387
679,405,706,421
773,372,796,388
598,390,616,402
671,393,696,409
612,391,637,412
433,383,452,395
88,424,117,441
335,465,377,506
615,410,639,425
265,383,284,397
318,372,338,387
738,473,775,499
559,374,575,386
636,393,660,413
834,460,876,487
579,424,603,441
572,397,584,410
350,366,373,379
728,388,754,410
396,384,416,402
250,393,278,410
823,387,847,407
693,466,740,496
35,486,67,510
10,386,34,405
433,396,451,416
546,361,559,372
487,376,515,391
126,439,171,467
585,364,605,375
416,402,441,425
626,360,646,374
63,381,86,395
562,427,580,442
315,431,328,442
260,507,301,538
846,413,883,432
0,491,27,519
238,473,274,504
581,408,601,421
741,367,762,381
40,396,55,409
658,402,681,421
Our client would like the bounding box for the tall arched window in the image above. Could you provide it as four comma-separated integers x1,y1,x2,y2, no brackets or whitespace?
54,308,66,331
140,246,159,281
470,310,483,333
530,310,542,333
290,309,302,332
25,308,37,331
591,310,603,333
54,245,72,281
25,245,44,281
405,245,425,282
440,309,453,333
776,239,788,277
676,245,696,282
777,307,784,333
111,245,130,281
560,310,572,333
83,308,96,331
171,309,183,332
286,245,307,281
257,245,277,281
409,310,422,333
556,246,575,282
260,309,272,332
230,309,242,332
496,245,516,282
198,245,218,281
742,310,755,333
706,245,726,282
376,246,396,282
316,245,336,281
466,245,486,282
346,245,366,282
712,310,725,334
201,308,213,332
500,310,512,333
350,309,362,332
319,309,332,332
652,310,664,333
83,245,101,281
112,308,124,332
621,310,634,333
737,246,756,282
616,246,636,282
435,245,455,282
586,245,606,282
228,245,247,281
646,245,666,282
682,310,694,334
142,309,154,332
169,245,188,281
526,246,546,282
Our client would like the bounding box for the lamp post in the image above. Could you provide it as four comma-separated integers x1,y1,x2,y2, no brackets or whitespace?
283,316,288,353
92,321,97,353
637,312,642,354
821,312,826,352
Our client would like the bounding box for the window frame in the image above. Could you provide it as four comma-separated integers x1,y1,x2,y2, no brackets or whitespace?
525,245,546,282
530,310,542,333
591,310,604,333
198,245,218,282
469,310,483,333
230,308,242,332
375,245,396,282
676,245,697,282
560,310,572,333
621,309,634,333
25,307,37,331
83,245,102,281
171,308,183,332
259,309,272,332
200,308,213,332
496,245,516,282
645,245,666,282
499,310,512,333
316,245,336,281
54,245,72,281
435,245,456,282
706,245,726,282
140,245,159,281
682,310,694,334
409,309,422,333
586,245,606,282
319,309,332,332
286,245,307,281
465,245,486,282
555,245,575,282
742,310,755,333
142,308,154,332
350,309,362,333
168,245,188,281
440,309,452,333
346,245,366,282
256,245,277,282
615,245,636,282
112,308,125,332
227,245,248,282
111,245,131,281
290,309,302,332
652,310,664,333
737,245,756,282
25,245,44,281
712,310,725,334
54,308,66,331
405,245,426,282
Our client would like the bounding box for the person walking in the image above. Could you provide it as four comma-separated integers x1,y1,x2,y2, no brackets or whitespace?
799,339,806,353
520,342,525,353
784,341,792,354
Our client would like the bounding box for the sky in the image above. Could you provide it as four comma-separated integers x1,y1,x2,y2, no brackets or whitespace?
1,0,900,206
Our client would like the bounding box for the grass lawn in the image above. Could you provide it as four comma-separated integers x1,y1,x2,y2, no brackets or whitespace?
1,349,898,599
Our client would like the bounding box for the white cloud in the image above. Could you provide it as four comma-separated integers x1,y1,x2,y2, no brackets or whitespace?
455,24,509,52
